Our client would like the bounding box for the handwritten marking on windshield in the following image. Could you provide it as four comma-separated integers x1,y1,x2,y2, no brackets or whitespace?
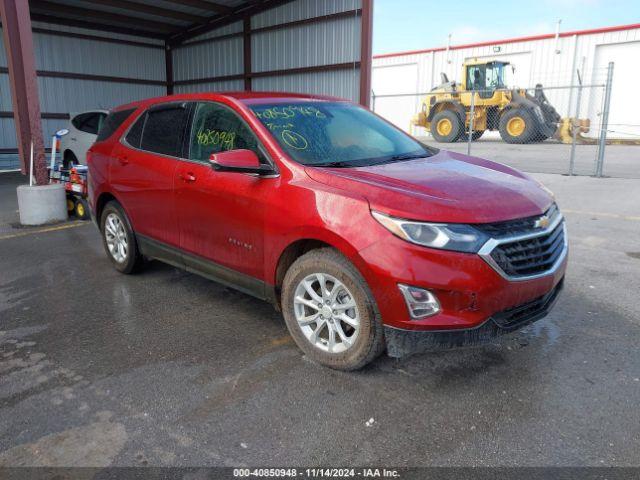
266,122,294,131
281,130,308,150
255,106,326,120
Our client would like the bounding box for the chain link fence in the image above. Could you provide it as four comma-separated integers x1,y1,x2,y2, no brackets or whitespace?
372,62,640,179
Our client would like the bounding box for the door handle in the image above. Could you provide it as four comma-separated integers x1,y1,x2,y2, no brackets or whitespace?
70,137,77,141
179,172,197,183
117,156,129,165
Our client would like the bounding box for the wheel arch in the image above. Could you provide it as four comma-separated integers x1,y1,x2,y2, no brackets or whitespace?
271,233,372,311
95,191,123,226
427,100,465,123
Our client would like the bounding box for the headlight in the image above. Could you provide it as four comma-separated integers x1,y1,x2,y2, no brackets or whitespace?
371,211,489,253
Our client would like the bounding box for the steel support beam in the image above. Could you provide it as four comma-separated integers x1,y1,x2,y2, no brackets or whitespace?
0,0,47,184
243,17,252,91
165,42,174,95
359,0,374,107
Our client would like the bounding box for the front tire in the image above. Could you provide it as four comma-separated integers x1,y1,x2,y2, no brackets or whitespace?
281,248,384,370
499,109,536,144
430,110,464,143
100,201,143,274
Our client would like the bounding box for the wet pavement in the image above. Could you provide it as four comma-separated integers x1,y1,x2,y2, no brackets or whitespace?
0,171,639,467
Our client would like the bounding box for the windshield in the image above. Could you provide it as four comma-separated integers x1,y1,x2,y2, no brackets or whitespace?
249,102,433,167
467,62,507,90
487,63,507,89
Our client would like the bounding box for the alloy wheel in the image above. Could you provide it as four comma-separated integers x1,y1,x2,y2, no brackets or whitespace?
104,213,128,263
293,273,359,353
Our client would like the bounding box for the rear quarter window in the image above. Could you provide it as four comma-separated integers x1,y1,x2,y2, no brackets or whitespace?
125,113,145,149
96,108,136,142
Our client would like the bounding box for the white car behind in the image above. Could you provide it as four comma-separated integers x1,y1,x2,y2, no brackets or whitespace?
60,110,108,167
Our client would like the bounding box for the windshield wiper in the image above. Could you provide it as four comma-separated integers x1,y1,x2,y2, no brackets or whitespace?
314,161,357,168
388,152,428,161
314,152,427,169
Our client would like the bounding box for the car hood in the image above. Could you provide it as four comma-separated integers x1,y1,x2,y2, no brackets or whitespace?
304,149,554,224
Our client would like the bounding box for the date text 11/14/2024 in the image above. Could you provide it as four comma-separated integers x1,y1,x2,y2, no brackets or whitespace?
233,468,401,478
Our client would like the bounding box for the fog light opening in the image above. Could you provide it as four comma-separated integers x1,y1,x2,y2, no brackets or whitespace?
398,284,441,319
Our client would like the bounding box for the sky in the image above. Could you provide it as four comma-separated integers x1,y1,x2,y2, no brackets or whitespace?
373,0,640,55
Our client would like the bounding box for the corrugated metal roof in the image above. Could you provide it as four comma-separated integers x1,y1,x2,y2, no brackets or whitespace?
27,0,263,40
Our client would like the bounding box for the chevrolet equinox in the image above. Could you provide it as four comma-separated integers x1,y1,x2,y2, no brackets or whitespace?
88,92,567,370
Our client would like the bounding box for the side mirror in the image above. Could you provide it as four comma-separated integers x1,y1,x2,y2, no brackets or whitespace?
209,149,274,175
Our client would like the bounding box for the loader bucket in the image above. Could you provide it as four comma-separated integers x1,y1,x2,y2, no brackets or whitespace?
556,118,592,144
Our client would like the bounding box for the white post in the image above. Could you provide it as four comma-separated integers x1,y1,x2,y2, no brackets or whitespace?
49,135,58,171
29,141,34,187
554,19,562,54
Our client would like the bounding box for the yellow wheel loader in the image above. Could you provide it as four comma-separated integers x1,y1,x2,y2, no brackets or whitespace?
413,59,561,144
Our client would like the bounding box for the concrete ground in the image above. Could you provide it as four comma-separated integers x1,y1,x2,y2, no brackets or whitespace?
417,136,640,179
0,170,639,467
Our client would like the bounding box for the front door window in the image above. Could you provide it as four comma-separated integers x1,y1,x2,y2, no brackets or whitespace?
189,102,267,164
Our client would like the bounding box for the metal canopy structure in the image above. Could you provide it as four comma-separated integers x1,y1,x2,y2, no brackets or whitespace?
0,0,374,180
27,0,296,44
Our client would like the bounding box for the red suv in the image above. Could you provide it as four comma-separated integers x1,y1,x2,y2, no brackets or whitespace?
88,92,567,370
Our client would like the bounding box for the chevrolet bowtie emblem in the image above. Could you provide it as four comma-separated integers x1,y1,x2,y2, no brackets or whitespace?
535,215,550,229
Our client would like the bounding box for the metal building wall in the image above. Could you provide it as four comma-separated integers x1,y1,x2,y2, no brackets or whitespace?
0,23,165,170
173,21,244,93
372,26,640,136
173,0,363,102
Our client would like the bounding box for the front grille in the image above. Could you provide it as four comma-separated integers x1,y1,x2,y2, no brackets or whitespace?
477,204,559,238
493,279,564,329
490,220,565,277
477,204,567,280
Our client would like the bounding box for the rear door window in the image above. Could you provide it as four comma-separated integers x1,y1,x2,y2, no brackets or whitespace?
96,108,136,142
140,103,190,158
188,102,267,164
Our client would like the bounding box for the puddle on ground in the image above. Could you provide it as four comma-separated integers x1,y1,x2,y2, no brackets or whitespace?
527,318,561,347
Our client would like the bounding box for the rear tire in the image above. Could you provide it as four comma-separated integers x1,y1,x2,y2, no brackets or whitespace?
499,109,536,144
281,248,384,371
431,110,463,143
100,201,143,274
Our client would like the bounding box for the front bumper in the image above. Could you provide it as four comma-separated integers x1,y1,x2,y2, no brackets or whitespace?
384,278,564,357
358,227,568,331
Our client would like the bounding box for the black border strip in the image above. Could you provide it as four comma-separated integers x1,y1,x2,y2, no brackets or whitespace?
0,111,70,120
0,66,166,87
173,62,361,87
